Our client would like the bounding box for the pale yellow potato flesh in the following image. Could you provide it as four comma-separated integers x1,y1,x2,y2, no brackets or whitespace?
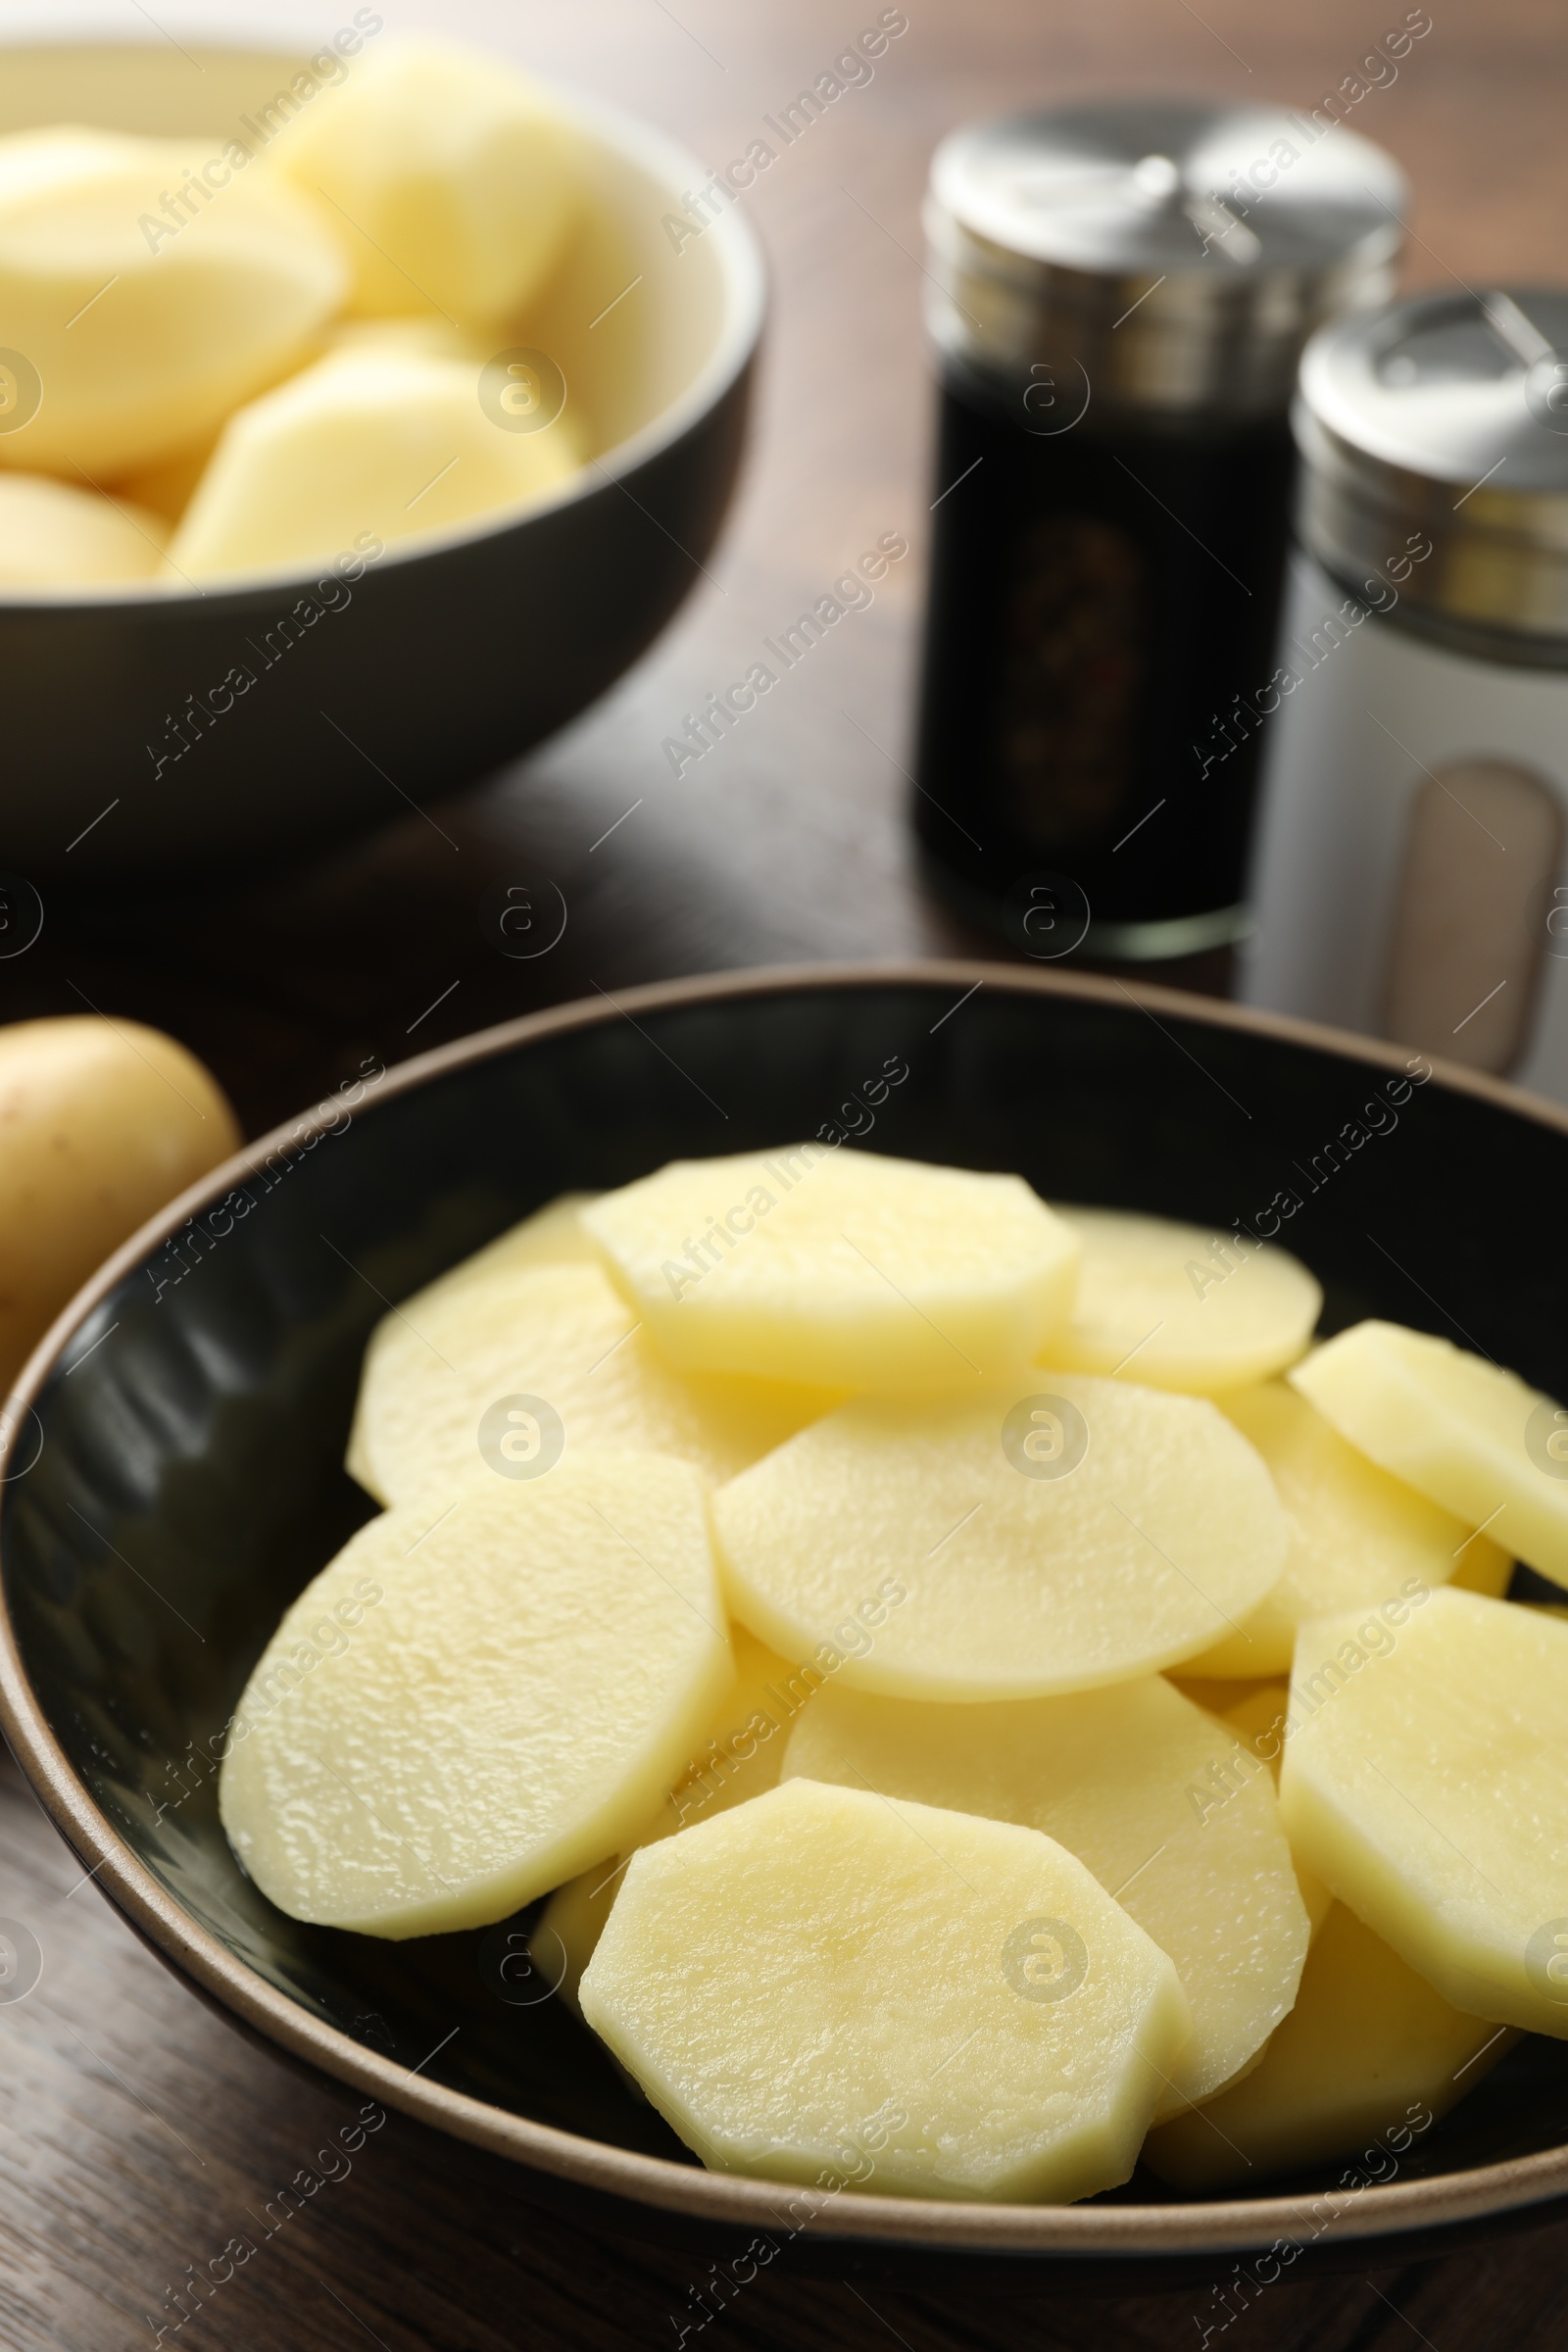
711,1374,1288,1698
539,1628,812,2014
581,1147,1082,1391
400,1192,603,1322
220,1454,733,1939
347,1258,840,1505
1040,1207,1320,1394
579,1778,1191,2202
1143,1903,1518,2189
0,127,344,476
1182,1382,1511,1676
1216,1684,1333,1938
1279,1587,1568,2034
780,1675,1307,2115
0,1015,239,1388
0,472,166,585
170,344,583,580
1291,1321,1568,1590
272,38,582,324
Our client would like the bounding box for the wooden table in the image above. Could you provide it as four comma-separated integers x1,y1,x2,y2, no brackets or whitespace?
5,0,1568,2342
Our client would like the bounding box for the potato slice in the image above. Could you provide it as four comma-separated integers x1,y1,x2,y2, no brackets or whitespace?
1040,1207,1320,1394
1291,1321,1568,1589
347,1258,839,1505
579,1777,1190,2202
0,126,344,476
220,1453,732,1938
581,1147,1081,1391
780,1675,1307,2115
540,1627,811,2014
403,1192,602,1320
711,1374,1288,1698
1217,1684,1332,1937
273,38,581,325
170,342,584,579
0,472,166,586
1143,1903,1518,2189
1181,1382,1511,1676
1279,1587,1568,2034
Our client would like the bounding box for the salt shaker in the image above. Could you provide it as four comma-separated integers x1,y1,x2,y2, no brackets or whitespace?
1244,288,1568,1098
913,98,1404,961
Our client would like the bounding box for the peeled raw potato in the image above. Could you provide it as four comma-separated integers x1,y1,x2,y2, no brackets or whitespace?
0,1015,239,1387
579,1777,1191,2202
0,126,345,475
780,1674,1308,2114
1280,1587,1568,2035
273,38,581,324
1216,1683,1332,1937
0,472,166,585
169,343,583,579
711,1374,1288,1698
404,1192,602,1320
582,1147,1082,1391
540,1627,810,2013
1182,1382,1511,1676
1143,1903,1517,2189
1041,1208,1320,1393
1291,1321,1568,1589
220,1453,732,1938
347,1258,839,1506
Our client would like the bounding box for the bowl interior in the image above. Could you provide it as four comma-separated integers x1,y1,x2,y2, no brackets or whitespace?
7,973,1568,2224
0,35,748,505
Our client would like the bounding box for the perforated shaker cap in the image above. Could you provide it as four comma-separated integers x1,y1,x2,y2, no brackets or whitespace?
925,98,1405,419
1296,288,1568,646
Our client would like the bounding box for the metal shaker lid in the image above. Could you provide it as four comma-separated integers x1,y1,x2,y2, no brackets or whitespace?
1295,288,1568,644
925,99,1405,419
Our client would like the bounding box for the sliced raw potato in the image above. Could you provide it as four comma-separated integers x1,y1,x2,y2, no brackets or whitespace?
1182,1382,1511,1676
1291,1321,1568,1590
540,1628,811,2013
0,472,166,586
1041,1208,1320,1394
1144,1903,1518,2189
582,1147,1081,1391
579,1777,1191,2202
273,37,582,324
219,1453,732,1938
1280,1587,1568,2035
0,126,344,475
402,1192,602,1321
169,342,584,579
347,1258,840,1505
1217,1683,1332,1937
781,1675,1308,2115
711,1374,1288,1698
1449,1540,1515,1597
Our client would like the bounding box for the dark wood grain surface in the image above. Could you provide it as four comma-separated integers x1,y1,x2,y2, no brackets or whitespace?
6,0,1568,2343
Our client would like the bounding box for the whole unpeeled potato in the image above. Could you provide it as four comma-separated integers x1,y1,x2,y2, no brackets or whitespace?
0,1016,240,1388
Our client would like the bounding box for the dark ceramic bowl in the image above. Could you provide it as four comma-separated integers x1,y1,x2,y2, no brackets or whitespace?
0,27,762,880
3,962,1568,2293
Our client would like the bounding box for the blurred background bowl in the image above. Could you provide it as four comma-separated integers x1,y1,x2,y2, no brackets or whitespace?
2,962,1567,2287
0,21,764,881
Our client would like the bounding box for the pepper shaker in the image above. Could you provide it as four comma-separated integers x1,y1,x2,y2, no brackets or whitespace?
912,98,1404,962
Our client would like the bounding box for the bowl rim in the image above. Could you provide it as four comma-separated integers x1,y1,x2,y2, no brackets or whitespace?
0,16,767,612
3,955,1567,2259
